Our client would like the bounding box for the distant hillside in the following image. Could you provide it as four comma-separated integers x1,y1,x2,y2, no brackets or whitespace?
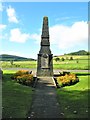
53,50,90,58
0,54,36,61
67,50,90,55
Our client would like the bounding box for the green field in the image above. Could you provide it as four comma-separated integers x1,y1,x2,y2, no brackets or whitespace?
1,55,90,70
57,72,90,118
1,61,37,69
2,70,34,118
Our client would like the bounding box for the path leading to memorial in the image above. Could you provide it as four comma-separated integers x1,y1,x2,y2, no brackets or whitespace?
28,77,62,118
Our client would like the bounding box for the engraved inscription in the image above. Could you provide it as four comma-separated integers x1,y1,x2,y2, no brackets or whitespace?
41,54,49,68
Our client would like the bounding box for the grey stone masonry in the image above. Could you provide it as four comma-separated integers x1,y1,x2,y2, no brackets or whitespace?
37,16,53,76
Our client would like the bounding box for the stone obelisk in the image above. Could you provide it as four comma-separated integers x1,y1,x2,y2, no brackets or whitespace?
37,16,53,76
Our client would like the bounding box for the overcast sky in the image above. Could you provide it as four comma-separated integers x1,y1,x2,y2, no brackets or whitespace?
0,2,88,58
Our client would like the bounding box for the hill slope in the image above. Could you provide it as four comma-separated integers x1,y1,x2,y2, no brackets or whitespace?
0,54,36,61
67,50,89,55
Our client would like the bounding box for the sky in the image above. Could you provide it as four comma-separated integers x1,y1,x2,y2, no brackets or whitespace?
0,2,88,59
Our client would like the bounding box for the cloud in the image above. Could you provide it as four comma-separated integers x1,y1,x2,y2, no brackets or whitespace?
56,17,71,22
0,24,6,30
9,21,88,50
10,28,30,43
8,19,87,50
49,21,88,49
6,6,19,23
30,33,41,43
29,21,88,50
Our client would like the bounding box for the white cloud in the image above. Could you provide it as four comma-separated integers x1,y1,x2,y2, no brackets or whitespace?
28,21,88,50
0,24,6,30
56,17,71,22
49,21,88,49
30,33,41,43
10,28,30,43
9,21,88,50
6,6,18,23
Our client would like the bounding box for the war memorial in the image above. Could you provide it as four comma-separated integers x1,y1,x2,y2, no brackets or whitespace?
37,16,53,76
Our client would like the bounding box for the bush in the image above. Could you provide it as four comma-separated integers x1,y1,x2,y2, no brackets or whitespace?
11,70,29,79
57,73,79,87
69,56,73,60
17,74,33,85
11,70,33,86
61,57,65,61
55,57,60,62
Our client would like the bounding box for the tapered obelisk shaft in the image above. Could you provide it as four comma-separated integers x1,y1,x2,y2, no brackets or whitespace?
37,16,53,76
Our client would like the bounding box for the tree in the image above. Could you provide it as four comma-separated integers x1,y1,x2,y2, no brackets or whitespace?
69,56,73,60
55,57,60,62
61,57,65,61
76,59,79,63
10,60,14,65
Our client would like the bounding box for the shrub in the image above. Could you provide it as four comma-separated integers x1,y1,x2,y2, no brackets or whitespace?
61,57,65,61
57,73,79,87
69,56,73,60
11,70,33,86
16,74,33,85
55,57,60,62
11,70,29,79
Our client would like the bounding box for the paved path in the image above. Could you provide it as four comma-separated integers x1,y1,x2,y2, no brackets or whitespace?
28,77,62,118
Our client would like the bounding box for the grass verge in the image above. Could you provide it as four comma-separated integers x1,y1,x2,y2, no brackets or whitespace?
2,70,34,118
57,72,89,118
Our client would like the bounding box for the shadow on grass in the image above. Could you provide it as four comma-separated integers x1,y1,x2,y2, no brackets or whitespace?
76,73,90,76
2,73,14,81
57,88,90,118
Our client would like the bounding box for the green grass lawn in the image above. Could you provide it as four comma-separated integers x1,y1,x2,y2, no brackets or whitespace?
57,72,89,118
53,59,89,70
2,70,34,118
1,61,37,68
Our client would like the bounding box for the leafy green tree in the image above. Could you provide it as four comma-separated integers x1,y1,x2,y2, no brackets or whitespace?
55,57,60,62
10,60,14,65
61,57,65,61
76,59,79,63
69,56,73,60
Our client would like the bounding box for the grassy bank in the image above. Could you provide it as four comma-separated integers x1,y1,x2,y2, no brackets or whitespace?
2,70,34,118
57,72,89,118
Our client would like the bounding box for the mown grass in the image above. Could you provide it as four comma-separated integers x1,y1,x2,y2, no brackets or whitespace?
1,61,37,69
57,72,89,118
53,59,89,70
2,70,34,118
